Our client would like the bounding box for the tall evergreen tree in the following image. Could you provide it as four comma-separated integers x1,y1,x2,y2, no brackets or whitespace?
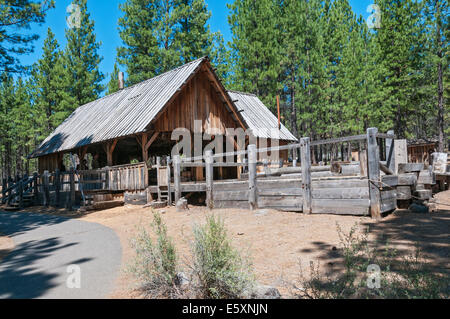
65,0,104,107
0,0,54,73
118,0,161,85
31,28,75,137
373,0,426,138
228,0,282,108
107,62,121,95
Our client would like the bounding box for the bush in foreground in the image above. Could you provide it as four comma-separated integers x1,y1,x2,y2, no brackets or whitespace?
129,212,179,298
190,214,255,299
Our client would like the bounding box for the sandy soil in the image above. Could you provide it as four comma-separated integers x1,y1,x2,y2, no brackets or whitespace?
0,234,14,262
2,190,449,298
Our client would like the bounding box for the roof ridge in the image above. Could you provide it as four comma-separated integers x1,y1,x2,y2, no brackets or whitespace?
228,90,257,97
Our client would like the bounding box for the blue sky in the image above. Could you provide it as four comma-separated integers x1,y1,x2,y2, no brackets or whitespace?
19,0,374,85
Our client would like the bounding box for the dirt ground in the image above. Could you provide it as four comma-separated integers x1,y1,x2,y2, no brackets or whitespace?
1,190,449,298
0,234,14,262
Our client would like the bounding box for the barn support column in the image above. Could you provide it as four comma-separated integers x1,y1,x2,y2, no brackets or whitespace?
138,132,159,164
105,139,118,167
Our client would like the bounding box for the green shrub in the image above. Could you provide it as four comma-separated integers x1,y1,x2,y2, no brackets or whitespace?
129,212,179,298
295,223,448,299
191,214,254,299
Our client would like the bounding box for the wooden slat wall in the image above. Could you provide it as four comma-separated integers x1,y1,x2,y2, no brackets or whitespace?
154,67,238,134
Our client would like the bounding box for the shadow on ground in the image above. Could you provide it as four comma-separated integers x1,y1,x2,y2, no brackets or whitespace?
0,211,92,298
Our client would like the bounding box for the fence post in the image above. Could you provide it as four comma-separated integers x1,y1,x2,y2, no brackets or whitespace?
367,128,381,220
248,144,257,210
1,178,6,204
167,157,172,206
43,171,50,207
33,172,38,205
69,168,75,210
300,138,312,214
18,180,23,209
205,150,214,210
386,130,395,173
173,155,181,203
55,169,61,207
156,157,162,201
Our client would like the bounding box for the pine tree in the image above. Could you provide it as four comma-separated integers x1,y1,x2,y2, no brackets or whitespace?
118,0,161,85
373,0,426,138
31,28,75,137
65,0,104,107
228,0,282,108
172,0,214,64
0,0,54,73
107,62,121,95
424,0,449,151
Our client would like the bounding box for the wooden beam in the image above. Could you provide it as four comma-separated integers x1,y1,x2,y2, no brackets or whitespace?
367,128,381,220
205,150,214,210
300,138,312,214
248,144,257,210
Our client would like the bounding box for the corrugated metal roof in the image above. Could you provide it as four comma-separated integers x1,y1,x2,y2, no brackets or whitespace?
31,57,206,158
227,91,298,142
30,58,297,158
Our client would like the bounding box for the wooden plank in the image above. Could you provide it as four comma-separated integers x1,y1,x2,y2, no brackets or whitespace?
258,188,303,196
213,190,250,201
396,186,412,200
367,128,381,220
55,169,61,207
418,170,435,185
381,198,397,213
313,187,370,199
397,173,418,186
312,179,369,189
213,200,249,209
382,175,398,187
248,144,257,210
301,138,312,214
214,180,248,191
312,199,370,216
205,150,214,209
398,163,424,174
381,190,397,200
258,196,303,209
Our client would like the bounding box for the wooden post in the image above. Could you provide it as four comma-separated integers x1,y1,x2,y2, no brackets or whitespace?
1,178,6,204
367,128,381,220
43,170,50,207
156,157,162,202
167,157,172,206
173,155,181,203
69,168,75,210
33,172,38,205
386,130,395,173
248,144,257,210
205,150,214,210
18,180,23,209
55,169,61,207
300,138,312,214
394,139,408,174
106,140,118,167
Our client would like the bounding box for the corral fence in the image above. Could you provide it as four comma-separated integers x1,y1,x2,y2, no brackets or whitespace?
167,127,398,220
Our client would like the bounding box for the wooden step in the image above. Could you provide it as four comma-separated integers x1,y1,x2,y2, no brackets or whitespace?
415,189,432,200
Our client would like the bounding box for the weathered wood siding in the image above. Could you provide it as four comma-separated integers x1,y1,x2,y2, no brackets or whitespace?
154,66,239,134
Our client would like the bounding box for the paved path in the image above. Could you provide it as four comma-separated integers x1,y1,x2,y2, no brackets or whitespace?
0,211,121,299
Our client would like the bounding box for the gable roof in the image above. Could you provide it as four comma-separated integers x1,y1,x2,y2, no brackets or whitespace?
30,58,296,159
227,91,297,142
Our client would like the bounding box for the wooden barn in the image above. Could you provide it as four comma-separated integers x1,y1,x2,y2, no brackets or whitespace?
30,57,297,184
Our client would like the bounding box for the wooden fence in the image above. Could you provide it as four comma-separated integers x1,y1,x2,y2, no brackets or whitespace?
166,128,398,219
